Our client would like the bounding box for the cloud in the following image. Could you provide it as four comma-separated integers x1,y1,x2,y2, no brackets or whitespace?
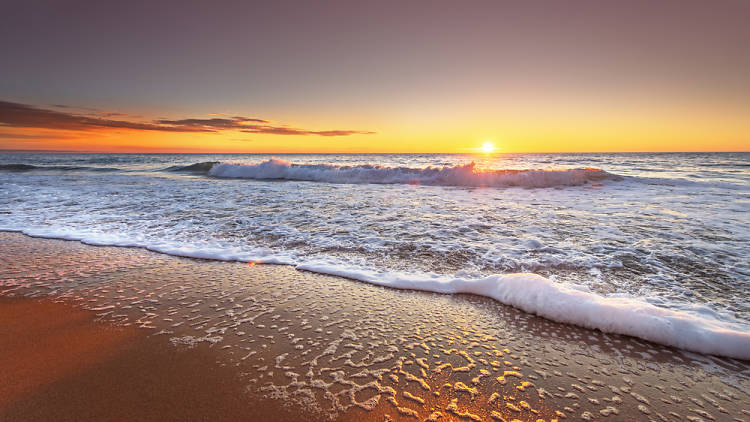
155,117,270,129
240,127,375,136
0,132,79,140
0,100,375,136
0,101,200,132
50,103,132,118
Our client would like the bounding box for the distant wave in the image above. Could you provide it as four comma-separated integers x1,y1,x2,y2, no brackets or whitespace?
0,163,120,172
165,161,220,173
207,158,622,188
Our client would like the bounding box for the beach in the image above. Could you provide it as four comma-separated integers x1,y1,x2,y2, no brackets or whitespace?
3,0,750,419
0,296,304,422
2,232,748,421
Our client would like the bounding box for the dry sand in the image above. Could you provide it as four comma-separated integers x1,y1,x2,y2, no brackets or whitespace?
1,232,748,421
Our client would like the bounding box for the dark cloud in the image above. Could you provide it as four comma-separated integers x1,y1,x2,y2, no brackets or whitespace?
0,100,374,136
0,101,202,132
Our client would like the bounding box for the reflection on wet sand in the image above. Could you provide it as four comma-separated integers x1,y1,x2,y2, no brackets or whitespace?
1,232,748,421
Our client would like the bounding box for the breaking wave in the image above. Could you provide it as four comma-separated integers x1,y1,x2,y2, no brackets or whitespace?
3,225,749,360
207,158,622,188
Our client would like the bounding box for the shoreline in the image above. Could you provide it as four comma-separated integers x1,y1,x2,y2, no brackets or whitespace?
1,232,749,421
2,228,747,361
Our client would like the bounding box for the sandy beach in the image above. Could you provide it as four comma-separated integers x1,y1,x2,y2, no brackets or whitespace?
0,296,309,422
1,232,749,421
4,0,750,419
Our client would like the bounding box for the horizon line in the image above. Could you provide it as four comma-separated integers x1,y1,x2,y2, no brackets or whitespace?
1,149,749,154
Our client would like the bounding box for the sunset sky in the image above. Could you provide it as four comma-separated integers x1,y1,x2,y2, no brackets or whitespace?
1,0,749,153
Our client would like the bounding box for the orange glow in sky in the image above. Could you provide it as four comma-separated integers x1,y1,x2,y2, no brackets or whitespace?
1,2,748,153
2,108,747,153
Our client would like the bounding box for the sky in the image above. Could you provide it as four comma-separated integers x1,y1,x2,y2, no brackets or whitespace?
1,0,749,153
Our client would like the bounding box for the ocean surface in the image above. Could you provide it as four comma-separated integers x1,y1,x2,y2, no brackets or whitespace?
1,152,749,358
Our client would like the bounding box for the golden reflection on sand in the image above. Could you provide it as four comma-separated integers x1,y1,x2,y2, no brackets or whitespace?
1,232,748,421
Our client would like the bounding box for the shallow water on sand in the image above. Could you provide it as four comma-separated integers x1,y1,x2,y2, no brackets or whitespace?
2,233,748,421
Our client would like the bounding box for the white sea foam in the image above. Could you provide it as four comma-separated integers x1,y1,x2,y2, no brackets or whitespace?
3,225,750,361
297,262,750,360
208,159,621,188
3,227,296,265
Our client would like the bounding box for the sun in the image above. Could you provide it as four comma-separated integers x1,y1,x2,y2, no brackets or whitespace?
480,141,496,154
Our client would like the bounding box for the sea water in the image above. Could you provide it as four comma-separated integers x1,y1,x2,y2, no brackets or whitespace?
1,152,748,358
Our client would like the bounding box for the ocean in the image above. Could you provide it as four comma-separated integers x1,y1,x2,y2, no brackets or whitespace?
1,152,749,359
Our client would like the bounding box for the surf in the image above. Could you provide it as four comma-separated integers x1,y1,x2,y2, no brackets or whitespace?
3,225,749,361
207,158,622,188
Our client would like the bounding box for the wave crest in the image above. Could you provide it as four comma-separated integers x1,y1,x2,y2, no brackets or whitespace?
165,161,220,174
298,262,750,360
208,159,621,188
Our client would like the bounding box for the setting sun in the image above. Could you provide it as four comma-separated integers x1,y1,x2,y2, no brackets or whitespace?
480,141,496,154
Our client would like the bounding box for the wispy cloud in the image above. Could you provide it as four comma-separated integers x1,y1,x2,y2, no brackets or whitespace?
0,133,80,140
155,117,270,129
240,127,374,136
50,104,130,118
0,101,374,136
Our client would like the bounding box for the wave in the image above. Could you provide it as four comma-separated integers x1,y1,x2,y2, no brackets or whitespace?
165,161,220,174
0,163,120,172
299,262,750,361
207,159,622,188
3,226,749,361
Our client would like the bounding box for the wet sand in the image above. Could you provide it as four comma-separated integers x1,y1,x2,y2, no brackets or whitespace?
0,296,310,421
1,232,749,421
